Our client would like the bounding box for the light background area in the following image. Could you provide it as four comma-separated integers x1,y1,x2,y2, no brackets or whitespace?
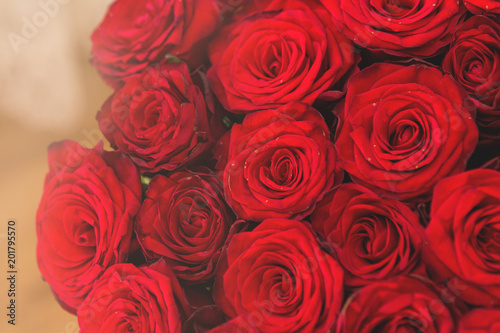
0,0,115,332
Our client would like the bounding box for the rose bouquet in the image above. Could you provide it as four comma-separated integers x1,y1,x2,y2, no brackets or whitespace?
36,0,500,332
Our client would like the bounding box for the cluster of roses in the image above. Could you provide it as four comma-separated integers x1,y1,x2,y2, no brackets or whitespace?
36,0,500,332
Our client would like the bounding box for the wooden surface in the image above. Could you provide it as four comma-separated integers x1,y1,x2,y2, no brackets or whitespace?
0,1,114,332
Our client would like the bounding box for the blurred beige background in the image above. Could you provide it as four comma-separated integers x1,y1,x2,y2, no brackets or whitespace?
0,0,115,332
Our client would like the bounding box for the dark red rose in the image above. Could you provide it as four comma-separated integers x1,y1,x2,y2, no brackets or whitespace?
424,169,500,307
321,0,465,57
91,0,229,87
443,15,500,144
457,309,500,332
135,168,236,283
222,102,343,221
335,63,478,202
78,260,190,333
36,140,142,313
311,183,426,288
464,0,500,13
214,219,344,332
337,276,466,333
97,63,224,174
207,0,358,113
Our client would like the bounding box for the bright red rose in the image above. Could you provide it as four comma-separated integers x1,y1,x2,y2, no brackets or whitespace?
78,260,190,333
311,183,426,288
424,169,500,307
36,140,142,313
457,309,500,332
464,0,500,13
214,219,344,332
337,276,466,333
208,0,358,113
135,168,236,284
335,63,478,202
91,0,229,87
97,63,224,174
321,0,465,57
222,102,342,221
443,15,500,144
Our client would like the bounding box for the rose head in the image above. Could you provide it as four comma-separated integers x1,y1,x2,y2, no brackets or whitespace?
424,169,500,307
337,276,466,333
36,140,142,313
213,219,344,332
97,62,224,174
222,102,343,221
207,0,358,113
91,0,226,87
78,260,189,333
311,183,426,288
335,63,478,202
320,0,465,57
443,15,500,144
135,168,235,284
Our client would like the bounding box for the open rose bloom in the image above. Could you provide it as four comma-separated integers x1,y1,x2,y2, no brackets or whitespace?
37,0,500,331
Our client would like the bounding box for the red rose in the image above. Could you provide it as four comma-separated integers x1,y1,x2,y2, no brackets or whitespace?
135,168,236,283
208,0,358,113
311,183,426,288
36,140,142,313
223,102,342,221
97,63,224,174
321,0,465,57
457,309,500,332
443,15,500,144
335,63,478,202
464,0,500,14
91,0,228,87
424,169,500,307
214,219,344,332
337,276,466,333
78,260,189,333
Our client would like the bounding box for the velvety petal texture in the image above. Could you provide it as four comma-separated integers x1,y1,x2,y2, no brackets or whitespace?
337,276,466,333
213,219,344,332
91,0,228,87
135,168,235,283
97,62,224,173
443,15,500,144
424,169,500,306
321,0,466,57
208,0,358,113
36,140,142,313
311,183,426,287
335,63,478,202
223,102,343,221
78,260,189,333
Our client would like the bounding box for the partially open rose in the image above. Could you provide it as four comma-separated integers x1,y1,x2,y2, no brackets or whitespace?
335,63,478,202
36,141,142,313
